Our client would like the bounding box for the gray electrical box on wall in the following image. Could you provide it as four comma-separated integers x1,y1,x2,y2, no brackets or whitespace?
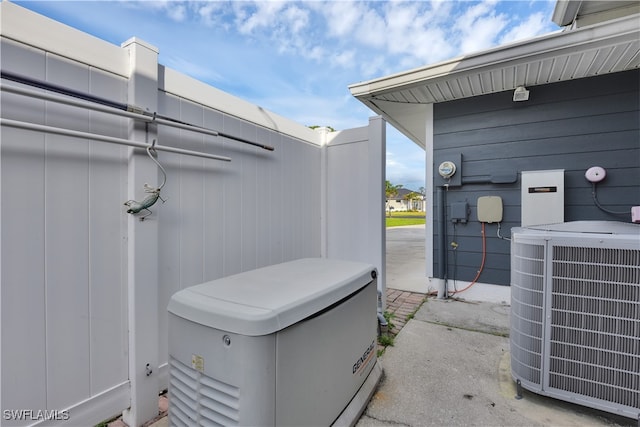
521,170,564,227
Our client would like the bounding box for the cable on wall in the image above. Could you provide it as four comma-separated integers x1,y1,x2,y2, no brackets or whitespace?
448,222,486,295
124,139,168,221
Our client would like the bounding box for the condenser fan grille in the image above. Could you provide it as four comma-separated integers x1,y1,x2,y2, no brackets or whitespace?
550,246,640,411
510,223,640,420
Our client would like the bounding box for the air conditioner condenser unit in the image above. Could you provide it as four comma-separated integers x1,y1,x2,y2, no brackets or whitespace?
511,221,640,420
167,258,382,426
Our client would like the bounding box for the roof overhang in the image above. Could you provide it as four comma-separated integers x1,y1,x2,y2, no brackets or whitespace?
349,13,640,148
553,0,640,27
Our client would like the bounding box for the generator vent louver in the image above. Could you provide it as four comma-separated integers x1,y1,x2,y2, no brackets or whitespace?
510,221,640,420
169,356,240,426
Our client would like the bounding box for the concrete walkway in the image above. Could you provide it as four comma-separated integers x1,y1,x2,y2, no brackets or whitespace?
357,298,634,427
385,225,428,294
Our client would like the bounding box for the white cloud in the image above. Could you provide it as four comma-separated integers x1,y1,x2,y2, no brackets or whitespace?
499,12,550,44
323,1,363,38
196,2,227,28
235,2,287,35
353,7,386,48
330,50,356,68
455,0,508,54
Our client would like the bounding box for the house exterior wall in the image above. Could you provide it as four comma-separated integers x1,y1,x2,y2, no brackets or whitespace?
1,3,384,426
386,197,425,212
431,69,640,286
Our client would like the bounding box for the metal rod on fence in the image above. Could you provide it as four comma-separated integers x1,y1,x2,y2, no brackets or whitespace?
2,84,149,121
1,71,274,151
0,118,232,162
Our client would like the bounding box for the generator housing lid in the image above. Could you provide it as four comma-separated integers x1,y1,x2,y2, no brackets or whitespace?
168,258,377,336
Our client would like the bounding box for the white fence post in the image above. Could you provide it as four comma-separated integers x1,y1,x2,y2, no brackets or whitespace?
120,37,161,427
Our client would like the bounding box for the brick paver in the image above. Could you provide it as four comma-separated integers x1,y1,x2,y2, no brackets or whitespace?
384,289,426,335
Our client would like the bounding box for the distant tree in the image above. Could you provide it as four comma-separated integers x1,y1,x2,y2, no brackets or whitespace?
404,191,421,211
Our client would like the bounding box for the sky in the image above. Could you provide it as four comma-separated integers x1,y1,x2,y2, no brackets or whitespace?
16,0,560,191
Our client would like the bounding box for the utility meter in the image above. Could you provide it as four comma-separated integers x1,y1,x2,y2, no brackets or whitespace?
438,161,457,179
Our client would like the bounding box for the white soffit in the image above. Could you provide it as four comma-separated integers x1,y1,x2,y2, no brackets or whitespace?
349,13,640,148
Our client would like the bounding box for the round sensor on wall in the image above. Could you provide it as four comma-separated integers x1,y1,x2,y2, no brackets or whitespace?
585,166,606,183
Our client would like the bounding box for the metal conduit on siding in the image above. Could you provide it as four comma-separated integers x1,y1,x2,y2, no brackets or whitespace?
1,71,275,152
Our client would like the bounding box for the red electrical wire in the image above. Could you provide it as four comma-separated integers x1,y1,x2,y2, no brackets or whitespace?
449,222,486,295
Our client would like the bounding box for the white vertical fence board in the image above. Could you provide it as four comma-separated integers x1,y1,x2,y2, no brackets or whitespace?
44,134,92,409
0,38,46,80
44,54,92,408
1,128,48,415
177,100,206,289
240,122,258,272
281,136,297,261
221,115,243,276
87,69,129,395
255,127,273,269
156,93,182,377
325,119,386,287
201,108,227,281
268,132,285,265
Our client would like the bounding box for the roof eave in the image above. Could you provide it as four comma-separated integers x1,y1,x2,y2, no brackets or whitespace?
349,13,640,147
552,0,581,27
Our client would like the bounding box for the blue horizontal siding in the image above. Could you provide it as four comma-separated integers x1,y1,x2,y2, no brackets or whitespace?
433,69,640,286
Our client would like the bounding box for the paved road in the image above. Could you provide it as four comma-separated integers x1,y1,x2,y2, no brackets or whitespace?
385,225,429,294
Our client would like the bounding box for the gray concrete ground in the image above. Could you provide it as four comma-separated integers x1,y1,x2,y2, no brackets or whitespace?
385,224,429,294
357,299,635,427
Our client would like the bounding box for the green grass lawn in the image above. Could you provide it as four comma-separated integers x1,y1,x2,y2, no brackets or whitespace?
386,211,426,227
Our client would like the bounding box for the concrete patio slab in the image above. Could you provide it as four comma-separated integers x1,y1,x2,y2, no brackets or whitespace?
357,298,634,427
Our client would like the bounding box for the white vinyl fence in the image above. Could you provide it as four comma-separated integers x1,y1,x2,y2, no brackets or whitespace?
0,3,385,427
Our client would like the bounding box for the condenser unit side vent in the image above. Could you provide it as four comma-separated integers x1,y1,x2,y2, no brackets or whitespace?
510,221,640,420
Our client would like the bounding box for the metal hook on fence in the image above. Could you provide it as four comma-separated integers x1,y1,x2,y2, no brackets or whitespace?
124,139,167,221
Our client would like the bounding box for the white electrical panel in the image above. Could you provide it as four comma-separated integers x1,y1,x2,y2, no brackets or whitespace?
521,170,564,227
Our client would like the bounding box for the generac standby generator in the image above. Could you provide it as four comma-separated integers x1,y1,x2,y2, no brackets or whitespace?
167,258,382,426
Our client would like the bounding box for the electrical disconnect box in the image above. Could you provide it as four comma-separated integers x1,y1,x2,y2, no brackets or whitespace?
450,201,468,223
521,170,564,227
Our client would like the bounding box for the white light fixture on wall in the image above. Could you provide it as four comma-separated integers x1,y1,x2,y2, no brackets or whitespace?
513,86,530,102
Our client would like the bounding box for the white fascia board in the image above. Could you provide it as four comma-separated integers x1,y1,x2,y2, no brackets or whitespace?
0,1,129,77
160,66,322,146
552,0,581,27
349,13,639,98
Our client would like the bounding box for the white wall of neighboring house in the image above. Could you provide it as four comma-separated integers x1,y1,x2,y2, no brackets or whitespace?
0,3,386,426
386,193,425,213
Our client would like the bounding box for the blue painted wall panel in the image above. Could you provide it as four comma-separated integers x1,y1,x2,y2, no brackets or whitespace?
433,69,640,286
